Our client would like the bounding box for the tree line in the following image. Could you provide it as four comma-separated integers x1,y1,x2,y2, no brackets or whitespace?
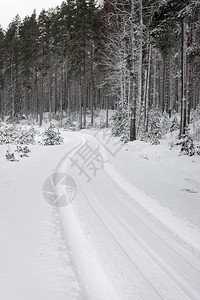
0,0,199,139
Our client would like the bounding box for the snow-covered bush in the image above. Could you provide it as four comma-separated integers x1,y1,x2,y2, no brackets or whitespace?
147,109,162,145
15,145,31,157
98,119,106,129
62,118,75,129
5,150,18,162
144,110,180,144
43,124,63,145
191,109,200,141
196,144,200,156
170,114,180,132
0,130,7,144
161,111,171,135
176,131,195,156
111,101,129,143
0,126,36,145
59,114,79,131
192,123,200,142
6,113,24,124
120,131,130,143
13,127,36,144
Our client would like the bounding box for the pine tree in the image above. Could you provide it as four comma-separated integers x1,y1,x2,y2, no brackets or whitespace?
43,123,63,145
19,11,39,117
0,27,5,118
38,10,51,126
150,0,200,137
4,16,22,121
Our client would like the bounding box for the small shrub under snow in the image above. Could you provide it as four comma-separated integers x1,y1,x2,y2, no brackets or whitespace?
111,101,129,143
176,131,195,156
43,124,63,146
0,125,36,145
5,150,18,162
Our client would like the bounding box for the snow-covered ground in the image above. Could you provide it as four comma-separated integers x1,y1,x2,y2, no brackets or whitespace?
0,134,84,300
0,124,200,299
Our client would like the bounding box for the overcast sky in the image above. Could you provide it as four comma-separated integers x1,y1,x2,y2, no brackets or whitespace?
0,0,63,30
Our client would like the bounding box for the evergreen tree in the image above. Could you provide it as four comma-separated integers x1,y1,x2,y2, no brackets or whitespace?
150,0,200,137
0,0,199,138
38,9,51,126
0,27,4,89
19,11,39,117
0,27,5,117
4,16,22,120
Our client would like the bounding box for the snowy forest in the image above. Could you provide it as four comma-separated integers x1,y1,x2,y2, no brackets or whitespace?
1,1,200,299
0,0,200,142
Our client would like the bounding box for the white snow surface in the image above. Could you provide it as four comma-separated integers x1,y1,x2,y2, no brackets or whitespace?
0,127,200,300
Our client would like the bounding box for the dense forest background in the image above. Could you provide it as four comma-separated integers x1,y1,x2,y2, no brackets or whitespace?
0,0,199,141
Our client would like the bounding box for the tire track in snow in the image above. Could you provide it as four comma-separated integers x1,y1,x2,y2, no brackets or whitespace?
71,132,200,300
85,131,200,266
100,144,200,273
75,165,198,300
54,133,121,300
74,171,162,300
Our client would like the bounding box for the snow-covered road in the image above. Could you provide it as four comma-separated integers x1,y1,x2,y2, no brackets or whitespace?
59,131,200,300
1,130,200,299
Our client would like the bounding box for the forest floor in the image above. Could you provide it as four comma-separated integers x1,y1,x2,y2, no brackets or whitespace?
0,119,200,300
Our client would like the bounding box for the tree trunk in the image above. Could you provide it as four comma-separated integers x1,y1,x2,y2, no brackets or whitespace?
106,94,109,128
137,0,143,134
152,51,157,108
39,71,43,127
179,20,187,137
144,41,152,132
165,56,170,113
78,36,82,130
83,47,86,127
49,55,52,121
54,63,58,115
90,43,95,126
60,59,64,123
130,0,136,141
162,58,166,113
10,59,14,121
